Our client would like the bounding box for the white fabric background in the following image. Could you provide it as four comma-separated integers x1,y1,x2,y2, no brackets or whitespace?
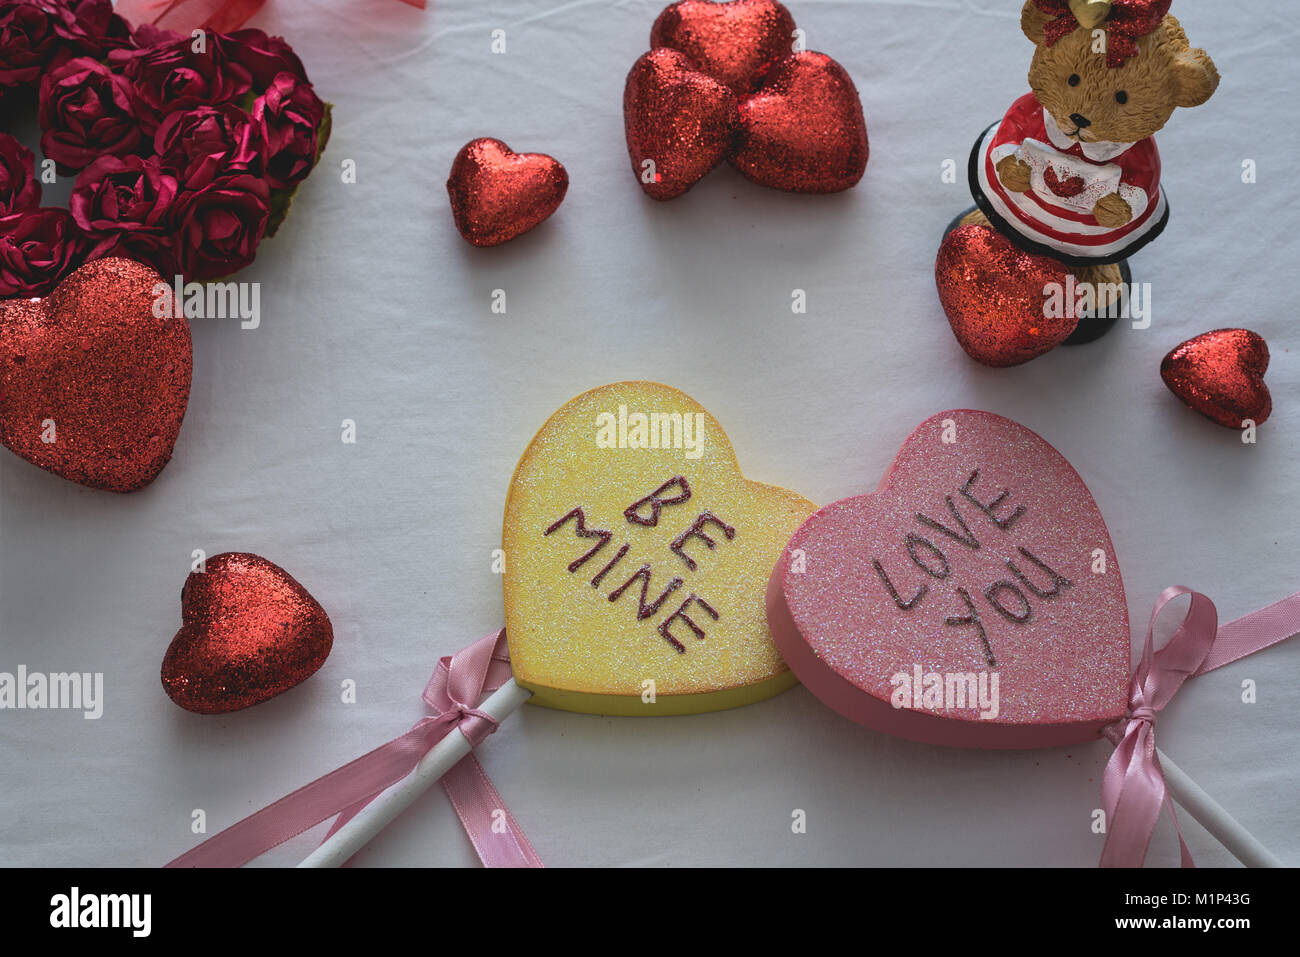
1,0,1296,867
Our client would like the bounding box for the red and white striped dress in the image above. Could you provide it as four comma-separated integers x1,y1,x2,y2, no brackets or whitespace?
970,93,1168,266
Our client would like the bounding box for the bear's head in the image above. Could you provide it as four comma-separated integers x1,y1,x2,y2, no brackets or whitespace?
1021,0,1218,146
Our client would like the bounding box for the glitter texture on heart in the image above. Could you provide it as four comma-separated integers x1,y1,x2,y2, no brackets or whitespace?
446,138,568,247
0,257,192,492
503,381,816,715
1161,329,1272,429
650,0,798,94
624,48,739,201
935,224,1077,367
768,410,1130,748
161,552,334,715
730,51,868,193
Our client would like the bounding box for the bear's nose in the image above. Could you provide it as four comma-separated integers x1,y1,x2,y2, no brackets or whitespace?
1069,112,1091,129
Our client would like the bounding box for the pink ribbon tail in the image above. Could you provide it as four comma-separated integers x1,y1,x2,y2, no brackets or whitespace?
113,0,266,32
114,0,426,33
1099,586,1300,867
166,629,541,868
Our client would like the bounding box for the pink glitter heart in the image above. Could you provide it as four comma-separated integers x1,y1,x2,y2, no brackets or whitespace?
767,410,1129,748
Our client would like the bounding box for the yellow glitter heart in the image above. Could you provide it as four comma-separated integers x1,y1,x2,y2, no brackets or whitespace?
503,381,816,715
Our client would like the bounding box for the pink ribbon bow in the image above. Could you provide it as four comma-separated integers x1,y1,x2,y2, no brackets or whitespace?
166,629,542,868
1099,587,1300,867
115,0,426,35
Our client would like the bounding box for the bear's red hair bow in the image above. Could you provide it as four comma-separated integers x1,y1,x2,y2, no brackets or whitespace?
1033,0,1172,68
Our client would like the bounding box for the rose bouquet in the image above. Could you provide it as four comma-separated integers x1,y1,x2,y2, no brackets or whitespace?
0,0,330,296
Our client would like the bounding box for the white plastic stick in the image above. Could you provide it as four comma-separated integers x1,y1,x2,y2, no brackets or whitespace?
1156,746,1282,867
297,678,532,868
295,676,1280,867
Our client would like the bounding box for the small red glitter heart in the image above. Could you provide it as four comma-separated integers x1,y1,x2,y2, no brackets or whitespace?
935,225,1076,367
0,257,191,492
161,552,334,715
446,138,568,247
1043,165,1085,198
1161,329,1272,429
650,0,798,94
730,51,868,193
624,48,738,201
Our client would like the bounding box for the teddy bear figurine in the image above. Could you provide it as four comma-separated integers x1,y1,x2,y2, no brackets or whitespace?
948,0,1219,351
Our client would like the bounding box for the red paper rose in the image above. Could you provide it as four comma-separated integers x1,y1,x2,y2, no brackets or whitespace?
253,71,325,189
111,31,252,132
226,28,308,87
38,55,143,172
59,0,135,58
155,104,265,185
1,12,321,289
70,154,179,272
0,0,73,87
0,131,40,213
0,205,86,297
174,173,269,280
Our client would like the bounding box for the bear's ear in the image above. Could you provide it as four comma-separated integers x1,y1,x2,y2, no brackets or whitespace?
1173,46,1219,108
1020,0,1054,44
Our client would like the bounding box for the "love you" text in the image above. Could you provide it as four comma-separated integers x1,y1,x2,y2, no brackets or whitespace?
871,469,1073,666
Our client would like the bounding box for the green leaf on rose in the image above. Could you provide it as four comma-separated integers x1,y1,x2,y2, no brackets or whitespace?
262,103,332,239
315,102,333,163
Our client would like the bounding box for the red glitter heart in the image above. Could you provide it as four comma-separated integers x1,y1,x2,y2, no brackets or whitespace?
935,225,1076,367
1043,165,1085,198
161,552,334,715
730,51,868,193
624,48,738,201
650,0,798,94
0,257,191,492
446,138,568,247
1161,329,1272,429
